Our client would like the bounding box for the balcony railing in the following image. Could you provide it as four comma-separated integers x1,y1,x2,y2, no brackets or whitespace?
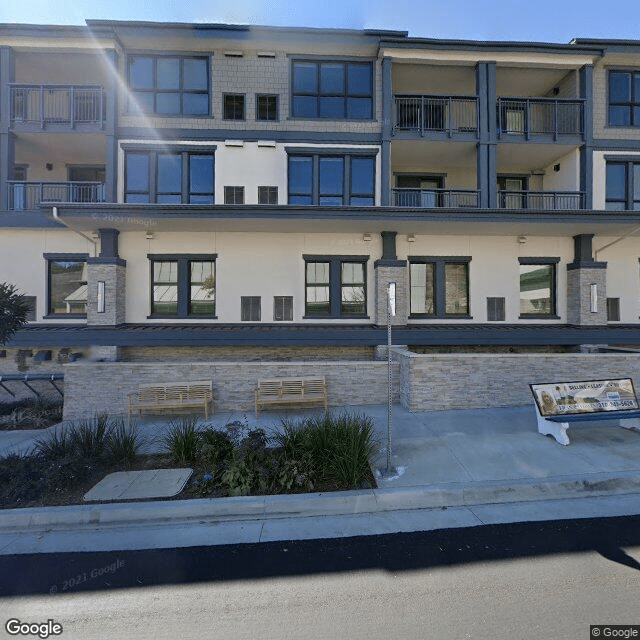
497,190,585,210
7,182,106,210
10,84,106,129
393,188,480,208
394,95,478,136
497,98,584,138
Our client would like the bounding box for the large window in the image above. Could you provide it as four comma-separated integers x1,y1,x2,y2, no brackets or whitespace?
150,255,216,318
304,256,368,318
127,55,209,116
519,258,558,318
609,70,640,127
45,255,88,317
291,60,373,119
409,257,470,318
125,150,214,204
606,161,640,211
288,152,375,205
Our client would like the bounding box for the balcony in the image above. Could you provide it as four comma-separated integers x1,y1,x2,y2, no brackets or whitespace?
497,190,585,210
10,85,106,130
393,188,480,208
497,98,584,140
393,95,478,137
7,182,106,210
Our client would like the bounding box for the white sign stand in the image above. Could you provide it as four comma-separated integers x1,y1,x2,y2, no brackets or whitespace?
381,282,397,478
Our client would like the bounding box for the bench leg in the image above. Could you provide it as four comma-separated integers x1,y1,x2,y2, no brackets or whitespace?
537,414,570,445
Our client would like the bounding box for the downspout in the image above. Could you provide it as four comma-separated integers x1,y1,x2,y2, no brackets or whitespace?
594,225,640,261
52,206,99,257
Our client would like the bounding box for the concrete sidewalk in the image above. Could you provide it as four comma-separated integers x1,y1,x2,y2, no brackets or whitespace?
2,403,640,555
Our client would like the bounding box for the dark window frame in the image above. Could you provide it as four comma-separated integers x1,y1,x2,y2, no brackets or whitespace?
258,186,278,204
518,257,560,319
224,186,245,204
287,150,376,206
256,94,279,121
605,159,640,211
291,59,374,120
273,296,293,321
148,254,217,319
303,255,369,319
241,296,261,321
127,54,210,117
408,256,471,319
223,93,246,120
608,69,640,127
43,253,89,319
124,148,215,204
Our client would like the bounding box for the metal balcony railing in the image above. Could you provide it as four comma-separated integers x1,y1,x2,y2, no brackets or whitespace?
497,190,585,210
394,95,478,136
7,182,106,210
393,188,480,208
497,98,584,138
10,84,106,128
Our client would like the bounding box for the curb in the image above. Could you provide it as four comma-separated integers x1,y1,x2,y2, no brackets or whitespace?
1,471,640,533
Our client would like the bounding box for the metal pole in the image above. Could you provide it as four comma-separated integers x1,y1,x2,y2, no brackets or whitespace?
386,281,396,475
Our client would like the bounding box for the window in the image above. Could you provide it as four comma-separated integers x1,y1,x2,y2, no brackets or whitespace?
607,298,620,322
288,152,375,205
241,296,261,321
409,257,470,318
258,186,278,204
304,256,368,318
256,94,278,121
396,175,443,207
498,176,528,209
45,256,88,316
127,55,209,116
519,258,558,317
608,71,640,127
149,255,216,318
125,150,214,204
224,186,245,204
23,296,37,322
487,297,505,322
274,296,293,321
606,161,640,211
292,60,373,119
224,94,245,120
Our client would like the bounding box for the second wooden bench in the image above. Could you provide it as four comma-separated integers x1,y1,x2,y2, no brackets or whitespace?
255,377,327,416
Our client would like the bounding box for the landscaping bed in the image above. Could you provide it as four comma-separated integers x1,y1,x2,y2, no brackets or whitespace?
0,398,63,431
0,412,378,510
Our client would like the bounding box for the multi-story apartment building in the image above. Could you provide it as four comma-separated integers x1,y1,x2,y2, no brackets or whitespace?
2,20,640,385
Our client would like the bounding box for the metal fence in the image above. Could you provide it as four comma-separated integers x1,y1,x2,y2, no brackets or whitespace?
497,98,583,137
10,85,105,127
393,188,480,208
497,190,584,210
394,96,478,135
8,182,106,210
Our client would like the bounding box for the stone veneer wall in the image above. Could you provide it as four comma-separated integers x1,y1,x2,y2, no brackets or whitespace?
63,360,400,420
396,347,640,411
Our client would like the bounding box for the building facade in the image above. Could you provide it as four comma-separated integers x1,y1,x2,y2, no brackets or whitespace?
1,21,640,370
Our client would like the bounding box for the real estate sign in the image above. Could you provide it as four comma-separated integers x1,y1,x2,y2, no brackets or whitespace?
530,378,638,417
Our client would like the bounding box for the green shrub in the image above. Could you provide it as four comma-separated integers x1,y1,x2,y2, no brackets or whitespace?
70,415,110,458
33,425,74,460
0,398,63,429
200,429,234,467
221,449,267,496
163,416,201,465
108,419,142,465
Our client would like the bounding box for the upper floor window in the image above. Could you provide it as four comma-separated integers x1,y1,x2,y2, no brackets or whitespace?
127,56,209,116
288,152,375,205
257,94,278,121
291,60,373,119
606,161,640,211
609,71,640,127
223,94,245,120
125,150,214,204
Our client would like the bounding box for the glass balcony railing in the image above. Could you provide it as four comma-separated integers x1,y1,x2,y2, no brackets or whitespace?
10,84,106,129
7,182,106,210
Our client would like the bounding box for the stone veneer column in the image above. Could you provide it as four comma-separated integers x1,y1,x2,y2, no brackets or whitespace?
566,234,607,325
374,231,408,326
86,229,126,361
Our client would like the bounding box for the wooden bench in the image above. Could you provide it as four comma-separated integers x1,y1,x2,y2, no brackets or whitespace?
531,378,640,445
128,380,213,419
255,377,327,416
